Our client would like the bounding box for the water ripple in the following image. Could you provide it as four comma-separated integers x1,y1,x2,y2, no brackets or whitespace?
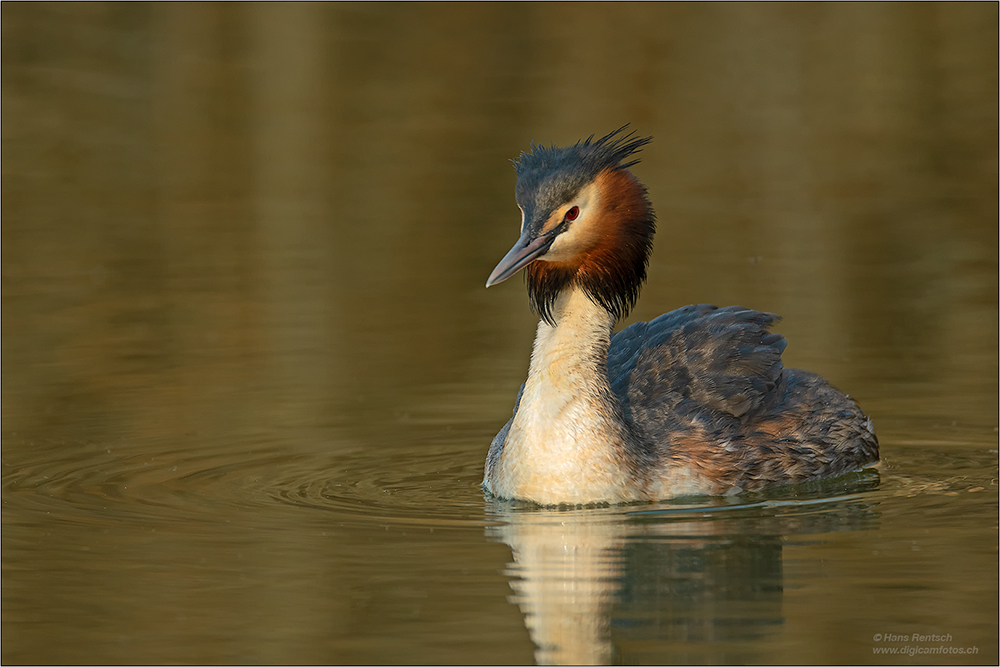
5,437,993,532
2,436,492,529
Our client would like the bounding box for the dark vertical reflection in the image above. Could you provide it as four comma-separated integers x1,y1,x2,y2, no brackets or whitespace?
611,536,785,664
3,3,163,441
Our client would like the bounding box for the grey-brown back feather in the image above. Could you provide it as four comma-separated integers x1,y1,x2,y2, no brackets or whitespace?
609,305,787,437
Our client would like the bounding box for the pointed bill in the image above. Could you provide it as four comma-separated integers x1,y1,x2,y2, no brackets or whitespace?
485,232,554,287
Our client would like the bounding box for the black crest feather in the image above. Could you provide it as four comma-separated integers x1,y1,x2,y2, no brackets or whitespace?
512,125,651,210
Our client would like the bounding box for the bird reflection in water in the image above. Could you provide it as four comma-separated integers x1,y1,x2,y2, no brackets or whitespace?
485,472,879,664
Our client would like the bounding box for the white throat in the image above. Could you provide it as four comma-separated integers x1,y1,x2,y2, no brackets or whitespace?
527,286,614,390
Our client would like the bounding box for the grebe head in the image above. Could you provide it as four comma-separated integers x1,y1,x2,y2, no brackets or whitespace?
486,126,656,325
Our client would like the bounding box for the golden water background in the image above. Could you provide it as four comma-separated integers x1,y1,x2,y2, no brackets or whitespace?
3,4,997,664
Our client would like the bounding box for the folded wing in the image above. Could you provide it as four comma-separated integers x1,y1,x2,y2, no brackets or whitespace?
609,305,787,435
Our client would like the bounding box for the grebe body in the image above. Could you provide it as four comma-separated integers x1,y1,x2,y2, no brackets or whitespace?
484,128,879,506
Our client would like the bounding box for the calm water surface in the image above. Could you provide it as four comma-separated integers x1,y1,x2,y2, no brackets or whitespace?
3,4,997,665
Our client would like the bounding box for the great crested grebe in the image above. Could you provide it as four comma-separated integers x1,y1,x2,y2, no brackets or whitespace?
483,127,879,506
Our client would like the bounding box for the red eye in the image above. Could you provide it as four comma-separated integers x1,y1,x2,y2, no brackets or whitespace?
564,206,580,221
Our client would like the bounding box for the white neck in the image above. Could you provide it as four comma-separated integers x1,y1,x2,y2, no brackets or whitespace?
487,286,641,504
528,286,615,394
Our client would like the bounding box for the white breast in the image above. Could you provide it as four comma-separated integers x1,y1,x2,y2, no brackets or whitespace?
485,288,643,504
